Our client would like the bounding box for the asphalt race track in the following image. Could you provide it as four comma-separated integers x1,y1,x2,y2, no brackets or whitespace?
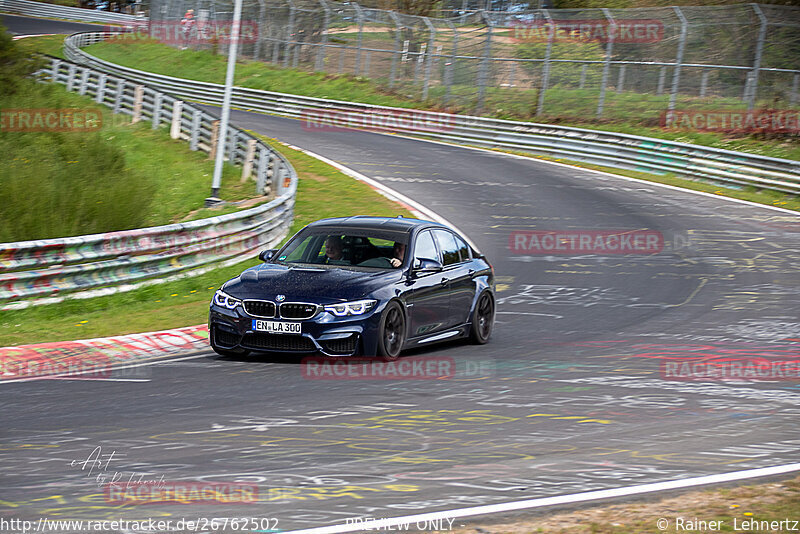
2,16,800,532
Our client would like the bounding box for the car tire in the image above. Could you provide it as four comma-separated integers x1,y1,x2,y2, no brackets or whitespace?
377,301,405,361
469,291,494,345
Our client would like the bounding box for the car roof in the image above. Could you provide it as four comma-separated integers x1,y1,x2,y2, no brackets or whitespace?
307,216,447,233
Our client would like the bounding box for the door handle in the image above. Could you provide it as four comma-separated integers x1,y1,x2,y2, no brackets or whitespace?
441,277,449,285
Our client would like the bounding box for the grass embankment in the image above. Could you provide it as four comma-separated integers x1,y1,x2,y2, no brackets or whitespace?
0,135,414,346
81,37,800,163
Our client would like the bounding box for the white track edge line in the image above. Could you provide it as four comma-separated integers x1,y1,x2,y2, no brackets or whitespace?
279,142,480,251
386,132,800,217
282,463,800,534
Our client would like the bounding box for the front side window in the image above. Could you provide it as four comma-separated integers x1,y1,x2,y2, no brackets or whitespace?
413,231,439,267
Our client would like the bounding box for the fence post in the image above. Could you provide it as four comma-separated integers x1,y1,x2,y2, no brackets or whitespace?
170,100,183,139
284,0,296,68
616,64,625,93
700,70,709,97
227,127,238,163
389,11,402,88
190,109,202,150
254,0,266,60
316,0,331,71
580,64,587,89
352,2,365,76
208,120,220,160
422,17,436,100
96,73,107,104
667,6,688,119
748,4,767,111
364,51,371,78
791,73,799,107
596,9,616,118
537,8,555,116
444,20,458,103
657,65,666,95
50,58,61,83
476,11,493,114
132,85,144,124
152,92,162,129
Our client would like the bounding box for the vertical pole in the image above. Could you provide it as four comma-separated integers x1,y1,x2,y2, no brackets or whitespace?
283,0,295,69
580,64,587,89
445,19,457,103
536,8,554,116
363,51,371,78
596,9,616,118
616,64,625,93
668,6,687,118
113,79,125,114
256,147,269,196
476,11,493,114
78,68,89,96
254,0,265,60
791,73,799,107
190,109,201,150
96,73,107,104
132,85,144,124
508,61,515,87
657,65,666,95
748,4,767,111
241,139,257,182
422,17,436,100
389,11,402,88
208,0,243,205
316,0,330,72
352,2,364,76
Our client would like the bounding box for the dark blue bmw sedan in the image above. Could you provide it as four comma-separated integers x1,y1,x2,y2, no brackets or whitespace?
209,216,495,360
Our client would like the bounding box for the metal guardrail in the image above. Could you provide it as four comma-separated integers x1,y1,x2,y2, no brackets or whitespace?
0,55,298,309
66,31,800,195
0,0,140,24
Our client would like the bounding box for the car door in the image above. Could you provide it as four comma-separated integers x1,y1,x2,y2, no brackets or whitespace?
432,229,475,327
405,230,451,338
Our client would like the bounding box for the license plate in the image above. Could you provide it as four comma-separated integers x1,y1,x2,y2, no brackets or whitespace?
252,320,301,334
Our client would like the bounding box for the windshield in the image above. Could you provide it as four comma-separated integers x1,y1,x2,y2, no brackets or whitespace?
275,228,409,270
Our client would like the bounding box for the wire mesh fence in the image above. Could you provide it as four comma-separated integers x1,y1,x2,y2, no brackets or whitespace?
144,0,800,124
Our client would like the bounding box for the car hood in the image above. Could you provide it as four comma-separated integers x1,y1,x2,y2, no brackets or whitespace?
223,263,402,302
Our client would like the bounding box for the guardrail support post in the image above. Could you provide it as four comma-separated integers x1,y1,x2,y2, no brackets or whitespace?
241,139,258,182
596,9,616,118
113,79,125,113
96,73,107,104
256,147,270,196
78,68,89,96
132,85,144,123
66,63,76,92
152,92,162,129
170,100,183,139
190,109,201,149
700,70,709,97
209,120,220,160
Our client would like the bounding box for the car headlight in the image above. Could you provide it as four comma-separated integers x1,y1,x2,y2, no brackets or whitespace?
324,299,377,317
213,290,242,310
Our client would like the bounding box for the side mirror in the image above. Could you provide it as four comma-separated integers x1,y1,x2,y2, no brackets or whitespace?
259,249,278,262
412,257,443,275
